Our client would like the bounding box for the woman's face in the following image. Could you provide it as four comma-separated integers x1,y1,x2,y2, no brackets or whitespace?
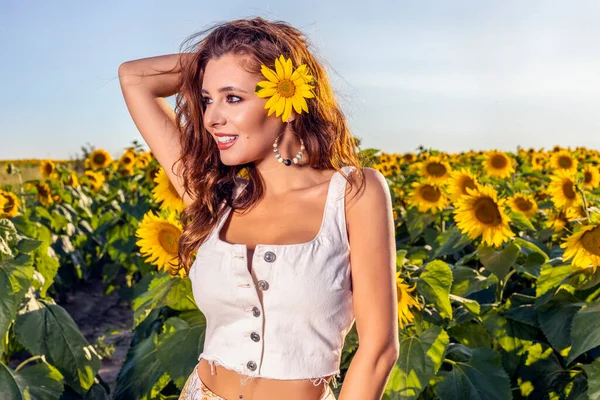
201,53,287,166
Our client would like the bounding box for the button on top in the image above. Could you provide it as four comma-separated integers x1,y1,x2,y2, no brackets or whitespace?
263,251,276,262
250,332,260,342
247,361,257,370
257,280,269,291
252,306,261,317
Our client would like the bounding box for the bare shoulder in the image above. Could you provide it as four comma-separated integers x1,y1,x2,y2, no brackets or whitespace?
344,167,390,212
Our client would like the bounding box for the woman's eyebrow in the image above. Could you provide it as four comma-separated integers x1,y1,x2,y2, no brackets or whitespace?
201,86,248,94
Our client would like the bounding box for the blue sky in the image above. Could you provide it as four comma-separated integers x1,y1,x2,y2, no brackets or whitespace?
1,0,600,160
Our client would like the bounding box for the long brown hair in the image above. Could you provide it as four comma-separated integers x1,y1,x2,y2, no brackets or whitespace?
167,17,364,277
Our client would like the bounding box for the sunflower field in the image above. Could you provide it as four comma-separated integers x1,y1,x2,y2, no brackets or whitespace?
1,142,599,400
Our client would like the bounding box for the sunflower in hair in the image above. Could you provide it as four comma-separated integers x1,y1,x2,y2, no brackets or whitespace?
255,55,315,123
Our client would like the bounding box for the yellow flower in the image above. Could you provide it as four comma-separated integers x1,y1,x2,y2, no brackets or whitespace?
87,149,112,170
406,181,448,214
582,164,600,190
550,150,578,175
0,190,20,218
447,169,482,203
483,150,515,179
66,171,79,187
35,182,53,206
396,271,420,329
255,55,315,123
119,149,137,168
152,166,186,213
135,210,184,276
548,171,581,210
420,155,452,184
453,185,515,247
507,193,539,218
83,170,106,191
560,223,600,274
39,159,56,179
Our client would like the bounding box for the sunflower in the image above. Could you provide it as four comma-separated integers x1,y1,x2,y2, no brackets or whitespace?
550,150,578,175
507,193,539,218
152,166,185,213
401,153,416,164
548,171,582,210
582,164,600,190
447,169,482,203
406,181,449,214
547,209,569,232
145,164,161,183
118,165,135,177
565,205,588,222
83,170,106,191
35,182,53,206
0,190,20,218
87,149,113,170
255,55,315,123
483,150,515,179
396,271,421,329
530,153,545,171
66,171,79,187
119,149,137,169
560,223,600,274
453,185,515,247
419,155,452,184
39,160,56,179
135,210,185,277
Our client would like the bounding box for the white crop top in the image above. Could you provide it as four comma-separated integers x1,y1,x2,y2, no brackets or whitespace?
189,165,357,389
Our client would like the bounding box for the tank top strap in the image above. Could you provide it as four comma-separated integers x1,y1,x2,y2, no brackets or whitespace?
323,165,356,243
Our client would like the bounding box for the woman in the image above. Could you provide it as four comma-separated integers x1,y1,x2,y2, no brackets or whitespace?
118,17,399,400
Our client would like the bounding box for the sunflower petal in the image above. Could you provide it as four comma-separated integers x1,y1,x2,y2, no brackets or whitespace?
257,80,277,88
265,92,281,110
298,90,315,98
261,65,279,84
292,97,302,114
284,58,293,80
298,95,309,112
256,87,278,98
275,95,286,117
275,57,284,80
282,97,293,123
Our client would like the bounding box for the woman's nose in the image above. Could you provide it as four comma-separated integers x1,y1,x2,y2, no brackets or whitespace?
204,103,227,128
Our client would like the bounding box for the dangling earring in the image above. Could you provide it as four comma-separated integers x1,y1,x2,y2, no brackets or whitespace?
273,122,304,166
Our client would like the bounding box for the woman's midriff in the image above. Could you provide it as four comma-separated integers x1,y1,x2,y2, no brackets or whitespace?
197,359,332,400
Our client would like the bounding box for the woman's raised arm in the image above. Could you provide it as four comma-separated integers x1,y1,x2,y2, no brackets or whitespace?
118,53,195,206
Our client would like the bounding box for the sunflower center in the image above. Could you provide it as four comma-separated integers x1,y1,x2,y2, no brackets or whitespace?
426,162,447,177
44,164,53,175
491,155,508,169
37,184,50,197
474,197,502,226
93,154,106,165
3,196,14,211
580,226,600,257
420,185,441,202
515,197,533,212
158,224,180,254
558,156,573,169
562,180,576,199
584,171,592,184
278,80,295,98
461,178,476,194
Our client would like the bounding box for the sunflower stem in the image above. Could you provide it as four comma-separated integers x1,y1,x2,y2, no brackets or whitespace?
577,185,591,223
413,310,422,336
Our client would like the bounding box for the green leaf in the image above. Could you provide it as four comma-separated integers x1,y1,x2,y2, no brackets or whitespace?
478,242,519,281
447,322,492,348
481,309,536,356
582,358,600,400
431,226,471,258
385,326,449,399
450,266,496,297
536,264,579,298
417,260,453,319
0,261,34,355
508,210,536,232
0,362,64,400
156,311,207,390
33,242,60,298
14,298,101,394
405,207,437,243
567,300,600,365
113,332,168,400
15,238,44,254
448,293,480,315
535,289,584,354
433,347,511,400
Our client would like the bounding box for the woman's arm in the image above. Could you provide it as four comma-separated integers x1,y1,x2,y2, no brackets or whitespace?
118,53,195,205
339,168,400,400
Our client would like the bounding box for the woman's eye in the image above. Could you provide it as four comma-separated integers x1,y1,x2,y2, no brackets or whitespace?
201,95,241,106
227,94,242,103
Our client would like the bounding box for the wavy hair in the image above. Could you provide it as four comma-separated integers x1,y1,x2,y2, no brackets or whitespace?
164,17,364,277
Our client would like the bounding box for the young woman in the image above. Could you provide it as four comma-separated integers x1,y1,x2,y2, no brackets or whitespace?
118,17,398,400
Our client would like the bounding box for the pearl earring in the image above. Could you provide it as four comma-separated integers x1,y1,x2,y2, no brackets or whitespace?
273,130,304,166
